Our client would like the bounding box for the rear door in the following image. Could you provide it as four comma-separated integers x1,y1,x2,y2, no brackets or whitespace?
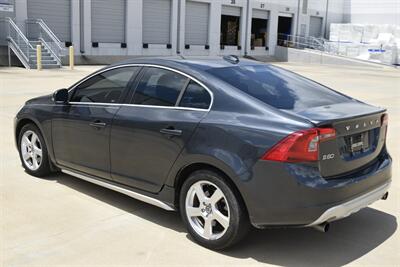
52,66,140,179
110,66,212,193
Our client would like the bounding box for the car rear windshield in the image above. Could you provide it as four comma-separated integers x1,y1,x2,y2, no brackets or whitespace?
207,65,351,112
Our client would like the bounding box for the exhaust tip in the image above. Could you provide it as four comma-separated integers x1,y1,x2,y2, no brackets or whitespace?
382,192,389,200
313,222,330,233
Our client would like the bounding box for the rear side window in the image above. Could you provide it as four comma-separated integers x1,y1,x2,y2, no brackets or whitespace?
179,81,211,109
132,67,188,106
71,67,139,103
207,65,351,112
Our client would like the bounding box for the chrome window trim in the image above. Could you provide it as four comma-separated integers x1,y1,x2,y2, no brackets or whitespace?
68,64,214,112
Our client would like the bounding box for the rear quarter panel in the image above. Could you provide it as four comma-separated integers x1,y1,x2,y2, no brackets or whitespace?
165,107,313,193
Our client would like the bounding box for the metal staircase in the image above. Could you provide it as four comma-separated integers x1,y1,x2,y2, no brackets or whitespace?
0,17,64,69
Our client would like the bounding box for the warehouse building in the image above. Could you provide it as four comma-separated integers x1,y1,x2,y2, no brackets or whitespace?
1,0,349,65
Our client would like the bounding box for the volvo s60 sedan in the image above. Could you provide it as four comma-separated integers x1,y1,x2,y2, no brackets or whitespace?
15,57,392,250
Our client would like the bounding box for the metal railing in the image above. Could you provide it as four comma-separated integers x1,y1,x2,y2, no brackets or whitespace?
277,33,399,65
0,17,35,68
26,18,65,64
277,33,326,51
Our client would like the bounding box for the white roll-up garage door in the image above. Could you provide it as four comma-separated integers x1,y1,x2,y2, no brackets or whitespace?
252,9,269,20
143,0,172,44
27,0,71,42
309,16,323,37
222,5,241,17
91,0,126,43
185,1,209,45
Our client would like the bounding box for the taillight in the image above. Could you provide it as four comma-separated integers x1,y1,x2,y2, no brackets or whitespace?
262,128,336,163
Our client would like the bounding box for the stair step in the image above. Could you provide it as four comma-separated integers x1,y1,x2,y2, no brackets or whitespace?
29,55,54,60
28,52,52,57
30,61,58,65
28,49,49,53
29,64,61,69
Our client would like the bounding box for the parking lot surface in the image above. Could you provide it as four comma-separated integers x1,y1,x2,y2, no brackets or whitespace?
1,63,399,266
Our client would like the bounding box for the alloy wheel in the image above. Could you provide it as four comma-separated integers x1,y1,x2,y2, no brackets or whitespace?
185,180,230,240
20,130,43,171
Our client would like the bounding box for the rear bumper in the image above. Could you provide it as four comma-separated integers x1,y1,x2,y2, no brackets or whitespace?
240,151,392,227
306,181,390,226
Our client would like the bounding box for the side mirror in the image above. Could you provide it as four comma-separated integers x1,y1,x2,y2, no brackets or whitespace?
53,88,69,104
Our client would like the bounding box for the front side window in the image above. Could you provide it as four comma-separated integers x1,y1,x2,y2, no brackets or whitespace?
132,67,188,106
71,67,139,103
179,80,211,109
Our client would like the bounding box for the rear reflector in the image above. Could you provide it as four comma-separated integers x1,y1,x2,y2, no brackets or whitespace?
262,128,336,163
382,113,388,126
382,113,388,139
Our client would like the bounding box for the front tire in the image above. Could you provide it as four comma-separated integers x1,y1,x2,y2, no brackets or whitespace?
18,123,51,177
180,169,249,250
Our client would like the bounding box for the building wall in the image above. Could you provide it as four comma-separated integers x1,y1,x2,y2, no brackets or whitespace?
344,0,399,25
7,0,350,63
0,0,15,19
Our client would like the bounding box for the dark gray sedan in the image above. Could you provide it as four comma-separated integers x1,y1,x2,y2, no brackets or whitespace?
15,57,392,250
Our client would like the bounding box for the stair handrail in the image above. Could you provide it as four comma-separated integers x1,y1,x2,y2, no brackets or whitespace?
31,19,63,47
26,18,65,65
1,17,35,65
308,36,326,51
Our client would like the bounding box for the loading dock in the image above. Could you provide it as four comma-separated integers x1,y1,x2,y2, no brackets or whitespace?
309,16,323,38
91,0,126,44
185,1,210,46
142,0,172,45
220,5,241,48
27,0,71,44
251,9,269,49
277,13,293,46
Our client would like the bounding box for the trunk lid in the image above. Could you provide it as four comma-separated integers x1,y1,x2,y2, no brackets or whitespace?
293,102,387,177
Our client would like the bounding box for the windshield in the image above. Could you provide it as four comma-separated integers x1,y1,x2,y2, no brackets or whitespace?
207,65,352,112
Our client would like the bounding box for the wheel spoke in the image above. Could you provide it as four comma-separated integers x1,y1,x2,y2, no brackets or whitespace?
213,210,229,229
210,188,224,205
22,151,31,161
193,183,207,203
32,157,39,169
186,206,202,217
203,218,213,239
22,135,31,146
34,147,42,157
31,133,38,146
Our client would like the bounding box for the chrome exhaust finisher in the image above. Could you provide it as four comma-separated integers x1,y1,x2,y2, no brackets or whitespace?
313,222,330,233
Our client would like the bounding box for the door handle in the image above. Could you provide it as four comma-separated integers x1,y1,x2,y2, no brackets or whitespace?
89,120,106,129
160,127,182,136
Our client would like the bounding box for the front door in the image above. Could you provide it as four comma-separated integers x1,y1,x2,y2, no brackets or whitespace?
52,66,140,179
110,67,212,193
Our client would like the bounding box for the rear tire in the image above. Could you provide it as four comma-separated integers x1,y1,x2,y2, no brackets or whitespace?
18,123,51,177
180,169,249,250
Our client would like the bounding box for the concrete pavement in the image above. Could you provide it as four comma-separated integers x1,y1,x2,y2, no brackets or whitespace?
0,63,399,266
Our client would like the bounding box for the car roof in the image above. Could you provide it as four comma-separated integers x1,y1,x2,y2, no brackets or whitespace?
109,56,265,72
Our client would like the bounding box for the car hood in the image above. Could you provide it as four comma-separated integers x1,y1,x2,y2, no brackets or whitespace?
26,94,53,105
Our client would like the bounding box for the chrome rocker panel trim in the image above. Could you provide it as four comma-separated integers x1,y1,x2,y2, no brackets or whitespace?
62,169,175,211
307,181,391,226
